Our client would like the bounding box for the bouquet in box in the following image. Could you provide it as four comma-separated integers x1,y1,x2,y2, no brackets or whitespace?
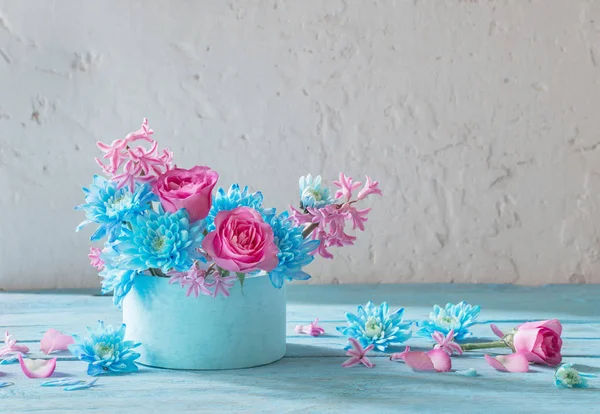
76,119,381,306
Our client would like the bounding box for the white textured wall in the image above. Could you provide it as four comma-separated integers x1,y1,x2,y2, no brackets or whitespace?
1,0,600,289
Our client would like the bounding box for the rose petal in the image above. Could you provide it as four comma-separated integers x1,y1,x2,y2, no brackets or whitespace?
403,351,436,371
485,353,529,373
18,354,57,378
426,349,452,372
518,319,562,335
490,324,505,338
40,329,75,354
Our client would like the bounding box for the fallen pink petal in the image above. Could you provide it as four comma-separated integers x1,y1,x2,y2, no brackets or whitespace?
433,330,463,356
391,346,452,372
484,353,529,373
18,354,57,379
341,337,375,368
490,324,505,338
0,331,29,357
294,318,325,337
40,329,75,354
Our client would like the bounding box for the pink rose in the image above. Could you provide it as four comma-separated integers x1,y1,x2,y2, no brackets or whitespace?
513,319,562,366
202,207,279,273
153,166,218,222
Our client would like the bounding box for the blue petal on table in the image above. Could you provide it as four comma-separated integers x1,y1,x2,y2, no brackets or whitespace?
0,355,19,365
0,382,14,388
41,378,85,387
64,378,99,391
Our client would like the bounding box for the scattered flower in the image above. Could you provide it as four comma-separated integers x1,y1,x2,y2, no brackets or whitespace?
40,329,75,354
391,346,452,372
417,302,480,341
0,331,29,357
455,368,479,377
295,319,325,337
88,247,105,270
513,320,562,366
208,273,237,298
554,363,596,388
484,353,529,373
337,301,412,352
341,337,375,368
17,354,57,378
41,378,85,387
298,174,334,209
68,321,141,376
263,210,320,288
0,355,19,365
0,382,14,388
433,330,463,356
64,378,99,391
75,176,157,242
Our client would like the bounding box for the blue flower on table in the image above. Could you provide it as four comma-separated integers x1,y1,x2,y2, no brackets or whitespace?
337,301,412,352
555,363,596,388
263,210,320,288
68,321,141,376
113,208,204,274
75,175,157,242
205,184,268,232
299,174,334,209
416,301,480,341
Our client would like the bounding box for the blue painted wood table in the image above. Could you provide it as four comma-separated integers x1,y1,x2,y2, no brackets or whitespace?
1,284,598,413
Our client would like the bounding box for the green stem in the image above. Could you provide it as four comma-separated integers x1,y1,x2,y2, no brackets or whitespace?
460,340,509,351
302,222,319,239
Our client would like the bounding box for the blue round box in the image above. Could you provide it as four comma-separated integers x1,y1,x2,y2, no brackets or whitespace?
122,274,286,370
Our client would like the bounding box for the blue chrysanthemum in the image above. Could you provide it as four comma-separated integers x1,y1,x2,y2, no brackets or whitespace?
68,321,141,376
299,174,334,209
263,210,320,288
75,176,157,242
114,209,204,274
336,301,412,351
554,363,596,388
205,184,268,232
416,301,480,341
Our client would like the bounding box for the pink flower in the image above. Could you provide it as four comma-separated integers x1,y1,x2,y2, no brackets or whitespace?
40,329,75,354
0,331,29,357
357,176,382,200
484,353,529,373
202,207,279,273
17,354,57,378
342,337,375,368
512,319,563,366
169,267,212,298
153,166,219,222
88,247,104,270
207,273,237,298
390,346,452,372
295,319,325,337
333,173,361,201
433,330,463,356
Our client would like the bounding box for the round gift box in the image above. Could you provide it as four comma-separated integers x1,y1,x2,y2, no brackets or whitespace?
122,274,286,370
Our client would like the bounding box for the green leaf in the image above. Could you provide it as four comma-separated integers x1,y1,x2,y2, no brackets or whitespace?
236,272,246,294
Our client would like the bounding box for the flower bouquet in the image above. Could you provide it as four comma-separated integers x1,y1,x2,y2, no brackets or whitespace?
76,119,381,369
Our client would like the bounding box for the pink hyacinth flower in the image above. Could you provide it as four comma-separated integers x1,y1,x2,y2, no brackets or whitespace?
391,346,452,372
333,173,362,201
208,274,238,298
341,337,375,368
432,330,463,356
0,331,29,357
484,353,530,373
357,175,382,200
40,329,75,355
295,319,325,337
17,354,57,378
88,247,104,270
169,267,212,298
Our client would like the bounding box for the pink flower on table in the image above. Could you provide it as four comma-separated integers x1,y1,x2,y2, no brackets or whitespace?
169,267,212,298
207,273,237,298
390,346,452,372
433,330,463,356
17,354,57,379
342,337,375,368
88,247,104,270
40,329,75,354
295,319,325,337
202,207,279,273
484,353,529,373
153,166,219,222
0,331,29,357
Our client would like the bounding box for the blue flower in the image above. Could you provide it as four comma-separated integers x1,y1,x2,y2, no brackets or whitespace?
555,363,596,388
263,210,320,288
68,321,141,376
416,302,480,341
114,209,204,274
97,245,139,307
205,184,268,232
336,301,412,351
75,176,157,242
299,174,334,209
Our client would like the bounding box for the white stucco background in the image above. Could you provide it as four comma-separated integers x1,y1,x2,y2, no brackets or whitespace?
1,0,600,290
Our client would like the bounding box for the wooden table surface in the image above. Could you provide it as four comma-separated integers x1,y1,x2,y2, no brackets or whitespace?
1,284,598,413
